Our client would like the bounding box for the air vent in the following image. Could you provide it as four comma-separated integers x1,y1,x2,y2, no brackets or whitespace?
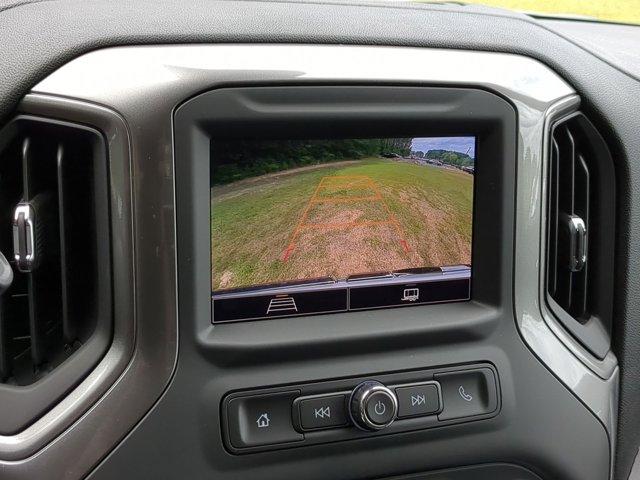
0,116,112,434
546,112,615,359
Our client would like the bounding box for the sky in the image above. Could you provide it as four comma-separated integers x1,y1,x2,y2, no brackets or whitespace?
411,136,475,160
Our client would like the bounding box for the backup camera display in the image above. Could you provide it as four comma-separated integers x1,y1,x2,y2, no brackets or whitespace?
211,136,475,322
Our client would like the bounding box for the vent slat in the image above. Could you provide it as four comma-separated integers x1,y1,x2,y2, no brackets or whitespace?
27,274,46,367
557,126,576,217
57,143,74,344
0,299,9,380
551,125,580,316
554,127,577,310
0,135,29,379
56,137,96,345
549,121,600,320
571,153,590,319
22,135,62,369
547,139,560,297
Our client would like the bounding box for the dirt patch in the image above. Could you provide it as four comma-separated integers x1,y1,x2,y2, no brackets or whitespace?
307,208,365,225
217,270,235,290
286,224,423,280
305,202,388,225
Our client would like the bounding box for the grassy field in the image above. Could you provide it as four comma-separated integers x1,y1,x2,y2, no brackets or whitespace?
434,0,640,24
211,158,473,291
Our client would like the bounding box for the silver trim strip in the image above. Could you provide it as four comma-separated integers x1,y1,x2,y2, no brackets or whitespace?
0,44,616,479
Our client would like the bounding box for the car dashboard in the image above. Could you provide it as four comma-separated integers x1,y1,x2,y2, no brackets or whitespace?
0,2,640,480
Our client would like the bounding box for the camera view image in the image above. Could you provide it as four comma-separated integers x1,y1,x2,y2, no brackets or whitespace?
211,137,475,292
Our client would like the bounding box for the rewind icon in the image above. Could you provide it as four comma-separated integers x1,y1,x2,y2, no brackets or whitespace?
314,406,331,419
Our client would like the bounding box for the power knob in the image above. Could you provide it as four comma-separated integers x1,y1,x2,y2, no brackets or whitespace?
349,381,398,431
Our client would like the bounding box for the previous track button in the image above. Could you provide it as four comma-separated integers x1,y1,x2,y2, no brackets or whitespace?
296,394,349,431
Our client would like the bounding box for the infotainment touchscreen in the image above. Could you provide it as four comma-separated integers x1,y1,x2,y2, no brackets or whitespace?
211,137,475,322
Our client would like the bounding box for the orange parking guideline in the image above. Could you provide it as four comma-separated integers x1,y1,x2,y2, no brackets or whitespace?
300,220,396,230
281,174,410,261
310,195,381,203
368,178,410,253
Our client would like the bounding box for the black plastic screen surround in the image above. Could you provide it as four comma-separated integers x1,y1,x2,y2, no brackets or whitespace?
178,84,518,449
178,85,515,324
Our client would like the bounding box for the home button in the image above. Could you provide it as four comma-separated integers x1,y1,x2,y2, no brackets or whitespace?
226,391,304,448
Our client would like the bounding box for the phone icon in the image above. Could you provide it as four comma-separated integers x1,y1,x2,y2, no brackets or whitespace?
458,385,473,402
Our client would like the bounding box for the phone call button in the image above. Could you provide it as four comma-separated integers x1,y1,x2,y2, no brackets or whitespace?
435,368,498,421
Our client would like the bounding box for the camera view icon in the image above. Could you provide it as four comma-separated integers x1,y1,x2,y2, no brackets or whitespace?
401,288,420,302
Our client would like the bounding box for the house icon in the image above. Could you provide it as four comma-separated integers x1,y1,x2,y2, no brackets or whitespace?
256,413,270,428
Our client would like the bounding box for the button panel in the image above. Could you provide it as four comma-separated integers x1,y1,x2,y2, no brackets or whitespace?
222,363,499,454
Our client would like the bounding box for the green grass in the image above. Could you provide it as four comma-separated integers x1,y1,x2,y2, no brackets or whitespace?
211,158,473,290
427,0,640,24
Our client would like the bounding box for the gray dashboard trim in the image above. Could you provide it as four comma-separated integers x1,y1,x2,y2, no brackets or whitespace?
0,44,617,479
521,93,619,479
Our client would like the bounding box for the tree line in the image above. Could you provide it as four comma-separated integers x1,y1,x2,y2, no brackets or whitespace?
211,138,412,185
424,149,474,167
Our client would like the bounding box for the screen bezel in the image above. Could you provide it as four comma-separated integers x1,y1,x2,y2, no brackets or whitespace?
209,134,477,322
173,85,516,325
